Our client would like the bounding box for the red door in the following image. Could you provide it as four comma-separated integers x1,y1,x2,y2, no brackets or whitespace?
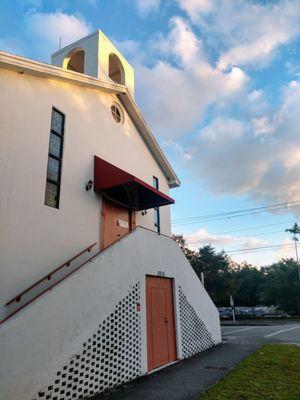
146,276,177,371
101,197,135,249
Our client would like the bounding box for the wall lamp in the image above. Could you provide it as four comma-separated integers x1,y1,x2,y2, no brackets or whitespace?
85,180,93,191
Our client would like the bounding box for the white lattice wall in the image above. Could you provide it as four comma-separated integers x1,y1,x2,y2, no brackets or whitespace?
35,283,141,400
179,286,215,358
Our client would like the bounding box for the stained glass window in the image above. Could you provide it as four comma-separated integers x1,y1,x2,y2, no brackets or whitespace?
47,157,60,182
51,109,64,134
45,181,58,208
45,108,65,208
49,133,61,158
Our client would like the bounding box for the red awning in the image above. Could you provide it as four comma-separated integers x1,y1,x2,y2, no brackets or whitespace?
94,156,175,210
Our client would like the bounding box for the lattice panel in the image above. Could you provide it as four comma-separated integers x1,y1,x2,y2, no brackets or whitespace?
35,282,141,400
179,286,215,358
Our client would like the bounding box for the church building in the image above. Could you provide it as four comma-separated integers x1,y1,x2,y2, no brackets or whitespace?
0,30,221,400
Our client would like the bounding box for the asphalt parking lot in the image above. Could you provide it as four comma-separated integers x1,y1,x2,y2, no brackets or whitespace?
222,322,300,345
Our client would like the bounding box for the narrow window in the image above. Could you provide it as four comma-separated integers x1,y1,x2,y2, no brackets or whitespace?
153,176,160,233
45,108,65,208
154,207,160,234
153,176,159,190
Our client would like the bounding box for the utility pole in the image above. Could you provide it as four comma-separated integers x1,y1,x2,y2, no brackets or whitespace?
285,222,300,281
230,295,236,324
201,272,205,287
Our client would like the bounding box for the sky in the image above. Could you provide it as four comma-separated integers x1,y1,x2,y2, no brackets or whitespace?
1,0,300,266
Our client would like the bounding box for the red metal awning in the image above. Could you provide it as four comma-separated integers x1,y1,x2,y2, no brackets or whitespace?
94,156,175,210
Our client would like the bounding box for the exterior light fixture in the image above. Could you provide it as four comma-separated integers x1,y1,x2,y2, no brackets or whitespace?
85,180,93,191
141,210,147,216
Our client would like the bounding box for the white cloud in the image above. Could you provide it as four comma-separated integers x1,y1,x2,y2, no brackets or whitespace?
251,116,275,136
185,228,268,251
113,39,147,65
134,17,247,137
177,0,300,70
152,17,201,66
286,61,300,79
161,140,193,161
177,0,215,17
275,237,296,260
25,11,92,59
184,229,298,266
135,0,161,16
188,81,300,208
247,89,269,115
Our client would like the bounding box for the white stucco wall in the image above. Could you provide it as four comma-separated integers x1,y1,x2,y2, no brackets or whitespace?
0,228,221,400
0,68,172,319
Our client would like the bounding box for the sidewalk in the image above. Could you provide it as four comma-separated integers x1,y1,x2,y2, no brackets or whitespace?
91,335,265,400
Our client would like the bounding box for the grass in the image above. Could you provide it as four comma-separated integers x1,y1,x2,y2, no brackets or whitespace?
199,344,300,400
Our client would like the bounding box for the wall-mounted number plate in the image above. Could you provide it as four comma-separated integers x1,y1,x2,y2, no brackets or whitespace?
117,219,129,228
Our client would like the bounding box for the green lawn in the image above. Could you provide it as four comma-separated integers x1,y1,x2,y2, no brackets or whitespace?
199,344,300,400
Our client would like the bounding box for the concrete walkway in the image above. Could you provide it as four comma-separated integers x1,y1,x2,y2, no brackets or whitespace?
92,323,300,400
91,335,264,400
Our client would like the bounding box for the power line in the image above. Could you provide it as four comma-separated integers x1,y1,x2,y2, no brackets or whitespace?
172,200,300,223
210,220,294,235
172,200,300,226
172,205,300,226
179,220,294,240
186,229,288,245
229,244,295,257
172,204,300,227
226,242,295,254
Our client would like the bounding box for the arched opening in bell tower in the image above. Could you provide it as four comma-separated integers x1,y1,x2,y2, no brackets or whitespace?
64,48,85,73
108,53,125,85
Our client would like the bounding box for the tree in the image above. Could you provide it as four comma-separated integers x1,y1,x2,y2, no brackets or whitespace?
173,236,234,306
194,245,235,306
173,234,197,268
174,235,300,314
233,265,265,307
263,259,300,315
285,222,300,280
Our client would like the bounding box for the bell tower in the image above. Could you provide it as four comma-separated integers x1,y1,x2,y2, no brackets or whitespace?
51,30,135,96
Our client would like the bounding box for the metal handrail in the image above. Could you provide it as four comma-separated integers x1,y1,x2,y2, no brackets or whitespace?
0,226,174,325
5,242,97,306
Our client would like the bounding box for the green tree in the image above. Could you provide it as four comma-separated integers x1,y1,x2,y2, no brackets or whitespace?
233,265,265,307
173,237,235,307
194,245,235,306
173,234,197,268
263,259,300,315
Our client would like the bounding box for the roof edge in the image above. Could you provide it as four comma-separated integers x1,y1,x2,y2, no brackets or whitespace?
0,50,180,188
0,51,126,94
118,90,180,188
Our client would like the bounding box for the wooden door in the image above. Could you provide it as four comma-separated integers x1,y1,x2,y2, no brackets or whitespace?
101,197,135,249
146,276,177,371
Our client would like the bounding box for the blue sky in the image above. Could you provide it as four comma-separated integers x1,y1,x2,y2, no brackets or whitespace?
1,0,300,266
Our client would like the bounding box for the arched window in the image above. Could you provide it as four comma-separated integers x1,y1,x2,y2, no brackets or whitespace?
64,48,85,73
108,54,125,85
